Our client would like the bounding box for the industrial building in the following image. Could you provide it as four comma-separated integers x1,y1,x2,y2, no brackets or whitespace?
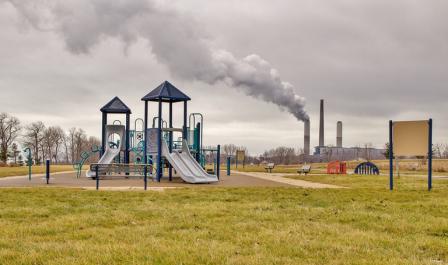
301,99,386,163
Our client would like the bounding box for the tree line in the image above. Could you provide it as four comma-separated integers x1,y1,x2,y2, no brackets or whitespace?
222,144,300,165
0,112,100,166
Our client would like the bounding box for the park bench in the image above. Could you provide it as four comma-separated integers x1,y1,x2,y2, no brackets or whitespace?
264,163,275,173
297,165,311,175
90,163,153,179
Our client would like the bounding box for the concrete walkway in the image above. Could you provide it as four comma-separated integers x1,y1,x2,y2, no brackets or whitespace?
235,171,344,189
0,170,345,190
0,170,293,189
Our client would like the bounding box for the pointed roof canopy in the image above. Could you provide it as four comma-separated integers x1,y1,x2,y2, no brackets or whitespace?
141,81,191,103
100,97,132,114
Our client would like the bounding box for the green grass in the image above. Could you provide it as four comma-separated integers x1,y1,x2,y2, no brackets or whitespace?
0,165,87,178
1,177,448,264
286,174,448,190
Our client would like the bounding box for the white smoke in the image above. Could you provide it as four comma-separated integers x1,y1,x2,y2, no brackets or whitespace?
4,0,309,121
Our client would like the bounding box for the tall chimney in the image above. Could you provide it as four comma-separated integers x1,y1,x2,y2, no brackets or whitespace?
304,119,310,155
319,99,325,147
337,121,343,147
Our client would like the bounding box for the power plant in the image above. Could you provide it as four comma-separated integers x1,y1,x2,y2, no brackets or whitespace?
319,99,325,147
301,100,385,162
337,121,343,148
304,119,311,155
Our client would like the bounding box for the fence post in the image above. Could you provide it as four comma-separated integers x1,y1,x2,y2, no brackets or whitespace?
46,159,50,185
96,165,99,191
216,145,221,179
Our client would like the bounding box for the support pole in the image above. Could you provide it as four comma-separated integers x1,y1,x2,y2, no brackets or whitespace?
101,113,107,156
46,159,50,185
169,101,173,181
227,156,231,176
95,165,99,191
196,123,201,163
428,118,433,191
24,148,32,181
183,101,188,141
144,101,148,190
157,99,163,182
125,113,130,165
389,120,394,191
217,145,221,179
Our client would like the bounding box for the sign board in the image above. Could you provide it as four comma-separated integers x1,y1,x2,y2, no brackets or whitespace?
236,150,246,162
389,119,433,191
393,120,429,157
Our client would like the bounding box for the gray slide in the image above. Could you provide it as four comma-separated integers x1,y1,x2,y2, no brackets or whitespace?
162,139,218,184
86,125,125,178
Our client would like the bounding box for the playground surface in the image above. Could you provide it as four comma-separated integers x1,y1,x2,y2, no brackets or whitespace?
0,171,292,189
0,170,349,190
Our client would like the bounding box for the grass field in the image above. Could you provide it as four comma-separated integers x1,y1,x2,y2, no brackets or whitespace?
234,159,448,176
1,174,448,264
0,165,88,178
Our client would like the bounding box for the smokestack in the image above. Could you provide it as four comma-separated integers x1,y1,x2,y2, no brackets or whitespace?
337,121,343,147
304,120,310,155
319,99,325,147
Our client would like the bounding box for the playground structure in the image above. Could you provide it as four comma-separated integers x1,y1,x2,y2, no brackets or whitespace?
82,81,220,185
354,162,380,175
327,161,347,174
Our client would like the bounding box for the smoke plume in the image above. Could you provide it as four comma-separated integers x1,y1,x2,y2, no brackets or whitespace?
4,0,309,121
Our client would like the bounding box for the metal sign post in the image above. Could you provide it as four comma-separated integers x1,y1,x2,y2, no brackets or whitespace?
23,148,32,181
389,119,433,191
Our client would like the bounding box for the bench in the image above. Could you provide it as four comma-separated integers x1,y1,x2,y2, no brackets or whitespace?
297,165,311,175
90,163,153,179
264,163,275,173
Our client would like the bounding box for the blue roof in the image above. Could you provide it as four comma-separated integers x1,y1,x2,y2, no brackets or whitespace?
100,97,132,114
141,81,191,102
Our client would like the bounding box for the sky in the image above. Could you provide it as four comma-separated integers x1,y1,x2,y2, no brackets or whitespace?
0,0,447,155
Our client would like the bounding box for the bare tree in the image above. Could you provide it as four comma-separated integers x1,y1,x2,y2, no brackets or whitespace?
42,126,66,163
223,144,238,157
261,146,298,165
23,122,46,165
0,113,21,163
67,127,77,163
11,142,20,164
62,132,70,163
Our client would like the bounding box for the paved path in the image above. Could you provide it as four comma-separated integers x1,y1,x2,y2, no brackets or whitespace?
235,171,344,189
0,171,293,189
0,171,346,190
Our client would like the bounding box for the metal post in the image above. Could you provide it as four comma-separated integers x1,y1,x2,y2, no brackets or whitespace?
157,99,163,182
46,159,50,185
217,145,221,179
101,113,107,157
125,113,130,165
144,101,148,189
227,156,231,176
389,120,394,191
24,148,32,181
428,118,433,191
196,123,201,163
96,165,99,190
183,101,188,141
169,101,173,181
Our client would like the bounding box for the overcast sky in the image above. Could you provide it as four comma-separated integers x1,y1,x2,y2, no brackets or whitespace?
1,0,447,155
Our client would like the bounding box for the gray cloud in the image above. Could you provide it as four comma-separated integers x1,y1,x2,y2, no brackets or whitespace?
4,0,308,121
1,0,448,154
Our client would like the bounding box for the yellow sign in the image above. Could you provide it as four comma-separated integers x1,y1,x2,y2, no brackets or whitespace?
393,120,429,157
